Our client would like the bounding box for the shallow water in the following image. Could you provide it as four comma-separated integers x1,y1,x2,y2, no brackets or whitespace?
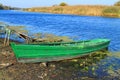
0,10,120,51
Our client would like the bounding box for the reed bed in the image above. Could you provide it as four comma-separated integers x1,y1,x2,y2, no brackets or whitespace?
25,5,107,16
24,5,120,17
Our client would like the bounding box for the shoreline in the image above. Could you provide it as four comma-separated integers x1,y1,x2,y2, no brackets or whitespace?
0,38,120,79
24,5,120,18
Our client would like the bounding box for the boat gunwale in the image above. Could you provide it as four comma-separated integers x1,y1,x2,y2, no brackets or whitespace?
10,39,110,48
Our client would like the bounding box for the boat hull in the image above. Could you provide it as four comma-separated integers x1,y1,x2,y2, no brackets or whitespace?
10,39,110,63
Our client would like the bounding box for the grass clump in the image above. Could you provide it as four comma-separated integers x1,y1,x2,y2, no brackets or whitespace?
31,33,73,43
102,6,120,17
0,22,72,43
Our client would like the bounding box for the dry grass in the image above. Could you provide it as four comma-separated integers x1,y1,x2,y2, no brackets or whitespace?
25,5,109,16
102,6,120,17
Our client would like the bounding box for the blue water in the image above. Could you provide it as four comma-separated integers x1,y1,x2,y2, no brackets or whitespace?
1,10,120,78
0,10,120,51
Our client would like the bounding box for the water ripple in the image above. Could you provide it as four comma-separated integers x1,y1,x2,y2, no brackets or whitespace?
0,10,120,51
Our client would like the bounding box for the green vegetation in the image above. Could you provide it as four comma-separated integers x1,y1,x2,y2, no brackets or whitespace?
59,2,68,6
102,0,120,17
102,6,120,17
0,22,72,44
0,3,20,10
114,0,120,6
31,32,72,43
0,3,10,10
58,50,115,77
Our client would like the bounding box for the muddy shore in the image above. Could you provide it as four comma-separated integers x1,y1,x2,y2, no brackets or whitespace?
0,38,118,80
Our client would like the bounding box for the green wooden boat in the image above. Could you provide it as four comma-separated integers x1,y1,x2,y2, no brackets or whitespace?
10,39,110,63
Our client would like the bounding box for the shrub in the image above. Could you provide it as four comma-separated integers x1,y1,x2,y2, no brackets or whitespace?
114,1,120,6
102,6,120,17
103,7,119,13
59,2,68,6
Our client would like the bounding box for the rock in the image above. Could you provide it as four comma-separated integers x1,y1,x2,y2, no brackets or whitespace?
0,63,13,69
40,62,47,67
50,64,56,68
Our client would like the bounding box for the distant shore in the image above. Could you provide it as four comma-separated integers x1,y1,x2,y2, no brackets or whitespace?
24,5,120,18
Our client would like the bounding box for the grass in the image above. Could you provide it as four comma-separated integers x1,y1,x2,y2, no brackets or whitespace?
102,6,120,17
25,5,106,16
24,5,120,17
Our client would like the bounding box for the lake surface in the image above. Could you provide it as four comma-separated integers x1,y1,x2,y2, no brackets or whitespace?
0,10,120,51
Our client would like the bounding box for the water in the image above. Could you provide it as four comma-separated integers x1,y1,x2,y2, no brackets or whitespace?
0,10,120,78
0,10,120,51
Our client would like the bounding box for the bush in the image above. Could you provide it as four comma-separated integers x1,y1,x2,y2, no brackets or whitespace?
114,1,120,6
59,2,68,6
103,7,120,13
102,6,120,17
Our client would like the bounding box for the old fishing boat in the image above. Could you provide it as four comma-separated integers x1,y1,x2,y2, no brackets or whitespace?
10,39,110,63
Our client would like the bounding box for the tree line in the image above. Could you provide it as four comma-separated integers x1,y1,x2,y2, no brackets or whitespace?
0,3,20,10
